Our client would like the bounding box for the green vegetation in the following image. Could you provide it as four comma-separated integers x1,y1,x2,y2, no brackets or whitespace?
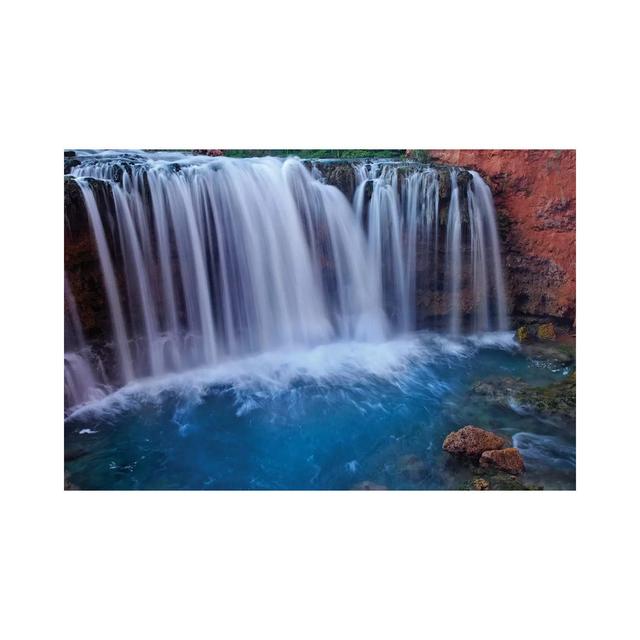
406,149,431,163
222,149,407,159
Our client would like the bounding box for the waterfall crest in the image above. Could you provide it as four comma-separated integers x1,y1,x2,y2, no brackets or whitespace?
65,151,509,410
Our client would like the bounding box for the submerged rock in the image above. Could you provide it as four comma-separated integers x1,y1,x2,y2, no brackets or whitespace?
398,454,428,481
471,373,575,419
64,470,79,490
485,473,541,491
521,342,575,365
461,471,540,491
517,373,576,419
472,478,490,490
443,425,508,458
471,377,529,404
480,448,525,475
352,481,388,491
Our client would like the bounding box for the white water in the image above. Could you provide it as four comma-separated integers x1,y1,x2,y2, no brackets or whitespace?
64,277,106,407
65,151,509,410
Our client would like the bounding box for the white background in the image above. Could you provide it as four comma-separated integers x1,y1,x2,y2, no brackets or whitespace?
2,1,639,638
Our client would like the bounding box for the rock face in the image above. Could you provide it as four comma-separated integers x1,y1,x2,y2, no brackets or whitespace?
480,448,525,475
442,426,508,458
429,150,576,324
313,162,357,200
64,178,112,344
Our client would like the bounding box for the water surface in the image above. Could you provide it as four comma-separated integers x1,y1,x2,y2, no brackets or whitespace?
65,332,575,490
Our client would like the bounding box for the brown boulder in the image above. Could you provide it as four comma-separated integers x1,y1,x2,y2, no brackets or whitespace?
480,448,525,475
443,426,508,458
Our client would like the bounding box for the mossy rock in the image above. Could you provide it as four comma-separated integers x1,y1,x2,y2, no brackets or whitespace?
516,374,576,419
487,473,543,491
471,373,576,419
461,471,541,491
516,326,529,342
521,342,575,365
537,322,556,341
472,478,490,490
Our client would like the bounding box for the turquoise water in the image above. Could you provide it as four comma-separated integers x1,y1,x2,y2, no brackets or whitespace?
64,332,575,490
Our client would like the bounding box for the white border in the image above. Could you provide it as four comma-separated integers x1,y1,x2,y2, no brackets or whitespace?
4,1,639,638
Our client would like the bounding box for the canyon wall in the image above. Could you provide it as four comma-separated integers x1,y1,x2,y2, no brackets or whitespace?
428,150,576,324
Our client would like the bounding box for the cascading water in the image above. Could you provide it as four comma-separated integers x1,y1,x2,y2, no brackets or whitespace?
64,276,105,408
64,151,509,412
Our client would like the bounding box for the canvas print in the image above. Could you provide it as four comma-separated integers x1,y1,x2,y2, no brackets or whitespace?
64,149,576,490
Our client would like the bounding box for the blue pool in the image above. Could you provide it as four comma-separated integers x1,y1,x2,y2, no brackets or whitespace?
64,332,575,490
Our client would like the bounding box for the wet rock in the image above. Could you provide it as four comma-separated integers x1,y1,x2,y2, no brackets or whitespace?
480,448,525,475
322,163,356,200
463,469,541,490
537,322,556,341
456,170,473,191
517,374,576,419
443,425,508,459
64,470,80,490
352,481,388,491
521,342,575,365
471,377,529,405
487,473,541,491
516,326,529,342
472,373,575,419
398,454,428,481
472,478,490,490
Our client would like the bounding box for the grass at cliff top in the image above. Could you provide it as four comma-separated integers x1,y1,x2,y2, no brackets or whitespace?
222,149,407,159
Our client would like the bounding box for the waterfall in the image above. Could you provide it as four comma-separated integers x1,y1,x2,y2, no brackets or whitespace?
64,277,105,408
64,151,509,410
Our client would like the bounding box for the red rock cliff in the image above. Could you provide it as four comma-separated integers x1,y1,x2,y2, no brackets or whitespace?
429,150,576,323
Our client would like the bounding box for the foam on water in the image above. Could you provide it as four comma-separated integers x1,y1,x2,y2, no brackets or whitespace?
65,329,527,423
65,336,433,421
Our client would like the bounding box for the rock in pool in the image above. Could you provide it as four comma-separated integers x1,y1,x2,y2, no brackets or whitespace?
472,478,490,490
398,454,428,481
479,448,525,475
442,425,508,458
